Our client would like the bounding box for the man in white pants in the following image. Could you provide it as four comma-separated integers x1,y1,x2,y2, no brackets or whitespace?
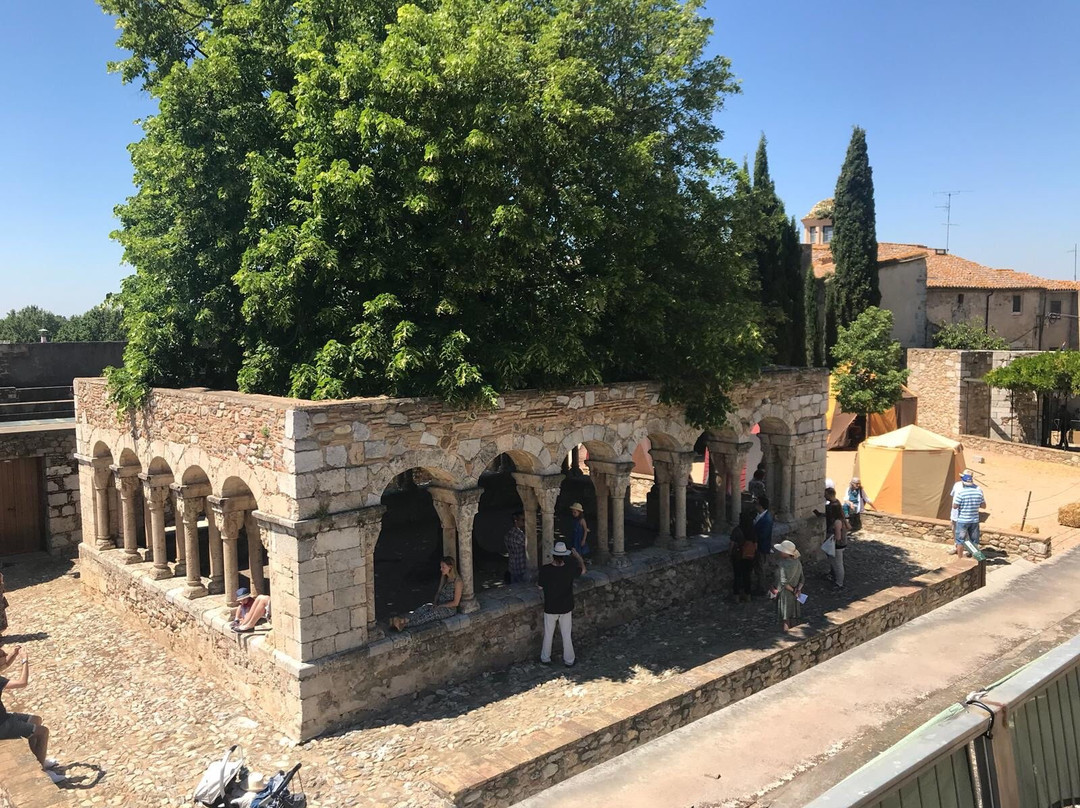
538,541,586,667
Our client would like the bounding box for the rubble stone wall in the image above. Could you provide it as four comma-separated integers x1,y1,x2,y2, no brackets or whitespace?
862,511,1050,562
0,427,80,553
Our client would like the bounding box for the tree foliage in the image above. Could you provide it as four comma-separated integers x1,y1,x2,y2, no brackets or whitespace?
829,127,879,333
984,351,1080,397
803,266,823,367
0,302,125,343
932,321,1009,350
100,0,767,425
830,306,908,415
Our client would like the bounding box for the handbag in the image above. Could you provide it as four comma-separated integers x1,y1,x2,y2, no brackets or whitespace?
821,536,835,557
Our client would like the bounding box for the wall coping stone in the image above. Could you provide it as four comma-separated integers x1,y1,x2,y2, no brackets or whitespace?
861,511,1052,561
959,433,1080,467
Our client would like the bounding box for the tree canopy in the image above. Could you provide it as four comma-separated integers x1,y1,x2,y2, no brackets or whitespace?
101,0,767,426
932,321,1010,351
984,351,1080,398
0,301,126,343
830,306,908,415
829,127,879,331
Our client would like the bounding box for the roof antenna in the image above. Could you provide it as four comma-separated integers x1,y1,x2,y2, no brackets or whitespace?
934,190,970,253
1068,244,1078,283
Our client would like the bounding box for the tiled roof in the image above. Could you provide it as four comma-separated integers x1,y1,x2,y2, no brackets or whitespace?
810,242,1080,292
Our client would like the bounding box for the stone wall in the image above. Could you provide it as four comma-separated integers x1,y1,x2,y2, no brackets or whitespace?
429,560,985,807
960,434,1080,468
862,511,1050,562
0,342,124,388
0,741,72,807
0,427,80,553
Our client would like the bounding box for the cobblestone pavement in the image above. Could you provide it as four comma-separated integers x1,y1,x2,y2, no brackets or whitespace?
1,531,955,808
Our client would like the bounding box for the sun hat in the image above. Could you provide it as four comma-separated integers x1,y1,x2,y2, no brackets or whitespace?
960,469,974,481
240,772,266,793
235,587,252,600
850,477,861,484
825,478,835,490
552,541,572,557
569,502,584,512
773,540,800,558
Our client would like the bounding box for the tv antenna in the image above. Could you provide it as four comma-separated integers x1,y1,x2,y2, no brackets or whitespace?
1069,244,1078,282
934,190,970,253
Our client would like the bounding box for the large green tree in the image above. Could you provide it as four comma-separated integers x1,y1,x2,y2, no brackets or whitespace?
829,127,879,333
0,306,66,342
830,306,908,415
101,0,767,425
0,301,127,342
737,135,804,365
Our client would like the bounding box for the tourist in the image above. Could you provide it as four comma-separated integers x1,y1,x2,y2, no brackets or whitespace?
1057,402,1073,450
569,502,590,558
952,469,986,559
748,468,767,502
231,588,272,633
729,509,757,603
0,646,59,778
504,511,528,584
390,557,463,631
770,540,803,633
844,478,873,534
538,541,586,667
751,496,774,595
824,488,848,589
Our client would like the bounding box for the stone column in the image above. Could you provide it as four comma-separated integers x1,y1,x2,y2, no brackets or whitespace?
245,511,266,595
205,507,225,595
431,498,458,559
671,451,695,546
726,442,753,527
171,490,187,578
513,479,540,580
174,489,208,599
112,467,142,564
141,474,173,580
512,473,564,565
587,468,611,563
92,460,115,551
705,442,728,531
209,496,250,607
429,486,483,613
651,458,673,547
772,437,795,520
358,506,386,641
607,464,633,565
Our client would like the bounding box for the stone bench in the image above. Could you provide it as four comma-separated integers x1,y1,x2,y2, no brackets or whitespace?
0,740,70,808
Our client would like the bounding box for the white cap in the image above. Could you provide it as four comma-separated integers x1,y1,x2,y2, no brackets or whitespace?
825,478,835,490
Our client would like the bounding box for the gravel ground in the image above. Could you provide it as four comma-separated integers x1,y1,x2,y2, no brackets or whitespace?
0,531,950,808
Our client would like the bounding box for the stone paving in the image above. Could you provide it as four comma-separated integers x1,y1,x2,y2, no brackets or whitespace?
1,530,954,808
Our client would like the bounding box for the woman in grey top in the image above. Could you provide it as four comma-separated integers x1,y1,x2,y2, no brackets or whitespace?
390,556,463,631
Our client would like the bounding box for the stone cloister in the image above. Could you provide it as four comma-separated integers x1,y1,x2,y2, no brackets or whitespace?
74,368,827,739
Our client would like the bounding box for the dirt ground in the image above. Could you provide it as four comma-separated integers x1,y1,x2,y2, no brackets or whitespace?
827,447,1080,552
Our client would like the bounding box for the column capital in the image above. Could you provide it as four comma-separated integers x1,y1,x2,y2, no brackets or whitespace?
110,464,140,479
171,481,213,499
173,493,205,524
115,473,140,498
140,475,173,508
206,493,256,514
250,504,386,539
428,484,483,508
511,472,565,493
75,453,113,472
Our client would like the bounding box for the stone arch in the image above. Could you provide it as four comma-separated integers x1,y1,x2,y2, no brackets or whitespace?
118,448,141,470
742,404,796,438
366,449,466,508
148,456,174,478
554,425,624,469
92,440,114,460
473,434,551,482
181,465,210,486
221,475,256,500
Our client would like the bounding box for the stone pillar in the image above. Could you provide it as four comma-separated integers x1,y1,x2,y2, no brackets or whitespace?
651,459,672,547
141,474,173,580
726,442,753,527
512,473,564,565
431,498,458,559
245,511,266,595
705,442,728,531
607,465,633,565
205,507,225,595
671,451,695,546
209,495,251,607
772,437,795,520
92,460,115,551
358,506,385,641
112,467,142,564
172,490,186,578
429,486,483,613
587,468,611,563
174,488,208,599
513,479,540,580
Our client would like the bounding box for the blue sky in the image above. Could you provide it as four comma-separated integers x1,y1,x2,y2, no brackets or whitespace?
2,1,1079,315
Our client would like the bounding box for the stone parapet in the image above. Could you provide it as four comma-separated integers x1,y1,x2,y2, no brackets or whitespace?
429,559,985,807
861,511,1051,562
959,434,1080,467
0,740,73,807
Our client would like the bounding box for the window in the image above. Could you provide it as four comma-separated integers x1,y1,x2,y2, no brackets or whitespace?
957,293,965,306
809,226,818,243
822,225,833,243
1050,299,1062,315
1012,295,1022,314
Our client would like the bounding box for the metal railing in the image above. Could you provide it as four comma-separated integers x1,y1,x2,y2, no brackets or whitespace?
807,634,1080,808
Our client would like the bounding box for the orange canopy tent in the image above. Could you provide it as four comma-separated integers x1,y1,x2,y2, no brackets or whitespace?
826,377,918,450
852,425,966,520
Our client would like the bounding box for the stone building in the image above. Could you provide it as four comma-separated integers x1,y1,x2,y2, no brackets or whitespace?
0,341,124,556
74,368,828,740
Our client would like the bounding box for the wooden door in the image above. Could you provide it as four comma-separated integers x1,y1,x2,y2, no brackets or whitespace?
0,457,45,556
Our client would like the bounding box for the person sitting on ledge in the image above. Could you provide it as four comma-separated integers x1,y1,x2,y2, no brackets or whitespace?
390,556,462,631
231,588,272,633
0,645,60,778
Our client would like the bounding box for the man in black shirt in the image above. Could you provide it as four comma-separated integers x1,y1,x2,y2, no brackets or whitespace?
538,541,586,667
0,645,56,773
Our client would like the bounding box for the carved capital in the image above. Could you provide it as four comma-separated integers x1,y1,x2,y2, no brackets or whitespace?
174,494,205,524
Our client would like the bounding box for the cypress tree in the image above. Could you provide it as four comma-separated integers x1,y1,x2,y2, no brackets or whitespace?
803,266,823,367
830,127,879,333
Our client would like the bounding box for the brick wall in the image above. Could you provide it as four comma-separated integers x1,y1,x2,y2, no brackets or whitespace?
0,427,80,553
862,511,1050,562
430,560,985,807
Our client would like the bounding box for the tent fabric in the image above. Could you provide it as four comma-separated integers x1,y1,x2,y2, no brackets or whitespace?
827,379,919,449
828,412,858,450
853,425,966,520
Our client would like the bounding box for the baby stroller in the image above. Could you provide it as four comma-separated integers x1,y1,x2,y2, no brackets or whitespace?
193,745,248,807
251,763,306,808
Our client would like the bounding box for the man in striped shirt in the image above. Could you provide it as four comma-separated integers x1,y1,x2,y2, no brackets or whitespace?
951,469,986,559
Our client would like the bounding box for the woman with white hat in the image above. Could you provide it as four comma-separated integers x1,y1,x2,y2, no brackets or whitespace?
569,502,590,559
770,540,804,632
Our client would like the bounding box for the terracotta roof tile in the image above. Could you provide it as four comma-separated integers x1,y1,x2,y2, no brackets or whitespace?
810,242,1080,291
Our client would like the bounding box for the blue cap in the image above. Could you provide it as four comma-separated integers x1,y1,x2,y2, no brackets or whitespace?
236,587,251,599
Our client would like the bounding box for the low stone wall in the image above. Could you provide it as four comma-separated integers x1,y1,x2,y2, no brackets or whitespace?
960,433,1080,467
429,560,985,807
0,740,72,807
0,426,81,553
862,511,1051,562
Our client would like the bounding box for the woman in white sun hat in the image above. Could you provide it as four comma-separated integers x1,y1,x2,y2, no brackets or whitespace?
770,540,804,632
